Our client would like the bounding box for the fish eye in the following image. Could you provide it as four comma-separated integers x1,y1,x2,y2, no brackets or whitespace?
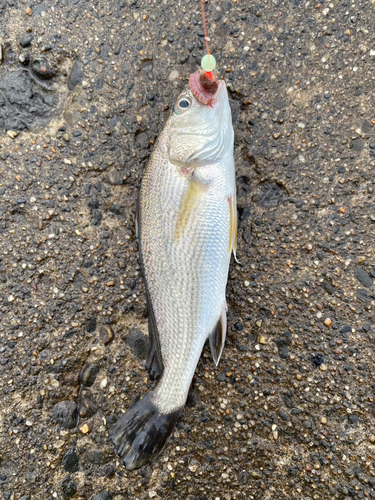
174,97,192,115
179,99,190,109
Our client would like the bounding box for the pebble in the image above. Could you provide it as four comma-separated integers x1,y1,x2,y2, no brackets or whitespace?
61,449,79,473
52,401,77,429
99,326,114,345
348,414,359,426
85,447,112,465
354,266,373,288
312,353,324,367
79,423,90,434
92,492,112,500
103,465,115,480
7,294,15,302
106,170,124,186
19,34,34,47
324,318,332,327
320,364,328,372
7,131,18,139
168,69,179,81
79,396,98,418
68,60,84,90
99,378,108,390
125,328,149,360
32,58,56,79
60,476,77,499
80,363,99,387
85,317,97,333
259,336,267,345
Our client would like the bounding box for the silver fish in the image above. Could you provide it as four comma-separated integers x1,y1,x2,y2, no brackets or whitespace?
110,73,236,470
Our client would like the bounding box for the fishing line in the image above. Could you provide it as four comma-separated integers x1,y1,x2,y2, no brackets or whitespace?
200,0,216,73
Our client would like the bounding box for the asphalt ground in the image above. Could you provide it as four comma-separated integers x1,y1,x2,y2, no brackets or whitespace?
0,0,375,499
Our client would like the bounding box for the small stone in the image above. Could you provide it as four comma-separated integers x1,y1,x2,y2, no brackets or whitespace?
63,133,70,142
104,464,116,478
7,294,15,302
85,447,112,465
216,372,226,382
324,318,332,327
340,325,351,334
169,69,179,81
306,243,312,251
320,364,327,372
61,449,80,473
20,34,34,47
188,460,200,473
99,378,108,390
273,132,280,139
369,435,375,444
312,353,324,367
259,336,267,345
125,328,149,360
60,476,77,499
92,492,112,500
68,60,84,90
52,401,77,429
7,131,18,139
106,280,115,287
321,417,327,424
354,267,373,288
79,423,90,434
32,58,56,79
106,170,124,186
79,396,98,418
99,326,114,345
80,363,99,387
86,317,97,333
19,49,30,64
348,414,359,426
25,7,31,14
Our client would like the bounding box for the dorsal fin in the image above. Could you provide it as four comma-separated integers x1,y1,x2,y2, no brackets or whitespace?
209,303,227,366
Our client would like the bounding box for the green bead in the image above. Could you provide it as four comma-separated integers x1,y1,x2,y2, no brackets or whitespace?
201,54,216,72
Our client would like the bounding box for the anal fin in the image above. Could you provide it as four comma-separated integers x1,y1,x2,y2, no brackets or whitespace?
145,291,164,380
209,303,227,366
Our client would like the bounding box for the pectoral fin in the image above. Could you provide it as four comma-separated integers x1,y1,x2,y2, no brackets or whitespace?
209,303,227,366
228,193,238,260
175,174,209,241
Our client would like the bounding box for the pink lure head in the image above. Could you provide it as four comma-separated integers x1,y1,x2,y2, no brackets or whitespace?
189,70,219,106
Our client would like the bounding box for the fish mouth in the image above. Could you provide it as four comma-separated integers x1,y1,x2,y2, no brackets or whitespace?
189,71,224,106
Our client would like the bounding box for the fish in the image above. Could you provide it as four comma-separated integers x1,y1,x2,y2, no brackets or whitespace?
109,70,236,470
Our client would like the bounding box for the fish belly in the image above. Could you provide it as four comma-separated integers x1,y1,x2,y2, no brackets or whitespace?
140,151,232,414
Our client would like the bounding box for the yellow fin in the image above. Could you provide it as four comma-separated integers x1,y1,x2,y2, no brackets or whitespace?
175,176,207,241
228,193,238,259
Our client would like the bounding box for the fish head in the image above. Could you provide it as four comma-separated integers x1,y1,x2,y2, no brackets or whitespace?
166,78,234,168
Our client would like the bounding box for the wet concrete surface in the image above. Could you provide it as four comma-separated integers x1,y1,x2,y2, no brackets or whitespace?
0,0,375,499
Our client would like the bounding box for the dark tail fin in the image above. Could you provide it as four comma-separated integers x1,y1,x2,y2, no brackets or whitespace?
109,391,181,470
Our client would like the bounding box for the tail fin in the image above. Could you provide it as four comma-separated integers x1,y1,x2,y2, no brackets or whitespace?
109,391,181,470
